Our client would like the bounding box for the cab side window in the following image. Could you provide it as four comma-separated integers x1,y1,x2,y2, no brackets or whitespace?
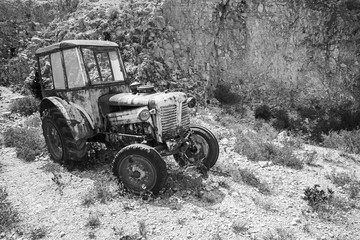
39,55,53,90
51,52,66,89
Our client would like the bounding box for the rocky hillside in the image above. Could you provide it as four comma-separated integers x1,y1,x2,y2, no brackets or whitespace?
2,0,360,105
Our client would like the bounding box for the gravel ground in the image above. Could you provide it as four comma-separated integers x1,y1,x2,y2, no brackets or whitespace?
1,86,360,240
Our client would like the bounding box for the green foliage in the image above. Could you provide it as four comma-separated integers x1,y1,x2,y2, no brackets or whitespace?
234,127,303,169
323,129,360,154
3,126,46,162
232,168,271,194
263,228,296,240
327,170,360,199
86,212,101,229
9,96,39,116
213,83,242,105
0,187,19,233
29,226,47,240
302,184,334,210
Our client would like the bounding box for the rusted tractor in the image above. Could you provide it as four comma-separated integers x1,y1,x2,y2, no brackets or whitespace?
35,40,219,194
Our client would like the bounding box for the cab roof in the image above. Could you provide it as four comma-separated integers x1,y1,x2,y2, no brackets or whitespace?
35,40,119,56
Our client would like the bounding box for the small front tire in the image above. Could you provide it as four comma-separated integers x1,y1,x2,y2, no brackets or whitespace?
174,125,219,170
113,144,167,194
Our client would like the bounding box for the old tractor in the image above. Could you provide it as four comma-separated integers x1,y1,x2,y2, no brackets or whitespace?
35,40,219,194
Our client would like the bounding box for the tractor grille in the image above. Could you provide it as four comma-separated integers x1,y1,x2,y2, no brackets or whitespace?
181,102,190,128
160,102,190,139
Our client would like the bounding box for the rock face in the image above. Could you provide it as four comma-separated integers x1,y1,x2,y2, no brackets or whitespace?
2,0,360,104
159,0,360,101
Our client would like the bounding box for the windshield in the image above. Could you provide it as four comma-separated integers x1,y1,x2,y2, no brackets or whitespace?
82,48,124,84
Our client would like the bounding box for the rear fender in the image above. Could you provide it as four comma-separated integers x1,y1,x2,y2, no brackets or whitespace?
40,97,95,140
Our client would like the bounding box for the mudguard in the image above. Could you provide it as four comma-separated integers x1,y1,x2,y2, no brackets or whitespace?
39,97,95,141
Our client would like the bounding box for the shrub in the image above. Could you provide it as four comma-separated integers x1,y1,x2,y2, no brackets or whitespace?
327,170,360,199
86,212,101,229
302,184,334,210
0,187,19,233
234,129,303,169
29,226,47,240
213,83,241,105
254,104,271,121
3,126,46,161
323,129,360,154
232,168,271,194
9,96,39,116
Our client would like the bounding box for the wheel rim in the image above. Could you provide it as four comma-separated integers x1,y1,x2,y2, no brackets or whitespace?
118,155,157,192
185,134,209,163
44,121,63,161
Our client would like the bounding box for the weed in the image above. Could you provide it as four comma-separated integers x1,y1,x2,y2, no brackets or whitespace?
107,6,119,21
88,231,96,239
232,220,248,234
0,187,19,233
213,83,241,105
303,150,317,166
3,126,46,162
211,232,222,240
86,212,101,229
348,181,360,199
232,168,271,194
9,96,39,116
302,184,334,211
323,129,360,154
234,129,303,169
252,196,277,212
263,228,296,240
29,226,47,240
326,170,360,199
138,220,147,239
41,162,61,173
51,172,65,195
177,218,186,226
302,222,311,234
82,192,96,207
23,114,41,128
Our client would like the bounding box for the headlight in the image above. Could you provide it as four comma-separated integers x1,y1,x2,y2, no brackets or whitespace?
138,109,150,121
187,97,196,108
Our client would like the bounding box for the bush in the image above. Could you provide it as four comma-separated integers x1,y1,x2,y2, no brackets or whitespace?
255,104,271,121
323,129,360,154
303,184,334,210
213,83,241,105
3,126,46,161
9,96,39,116
232,168,271,194
234,129,303,169
327,170,360,199
0,187,19,233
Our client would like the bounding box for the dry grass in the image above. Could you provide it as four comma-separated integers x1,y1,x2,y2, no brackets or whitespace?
0,187,19,233
232,168,271,194
3,126,46,162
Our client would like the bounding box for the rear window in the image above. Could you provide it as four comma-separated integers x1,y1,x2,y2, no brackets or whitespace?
63,48,87,88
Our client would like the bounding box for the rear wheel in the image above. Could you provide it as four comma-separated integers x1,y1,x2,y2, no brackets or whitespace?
174,125,219,170
42,109,88,163
113,144,167,194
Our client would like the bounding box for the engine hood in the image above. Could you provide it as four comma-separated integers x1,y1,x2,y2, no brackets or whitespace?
100,92,188,107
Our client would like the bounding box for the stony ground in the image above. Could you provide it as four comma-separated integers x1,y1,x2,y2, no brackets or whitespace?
1,86,360,240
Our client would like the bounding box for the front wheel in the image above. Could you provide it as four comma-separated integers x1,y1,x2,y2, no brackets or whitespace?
174,125,219,170
112,144,167,194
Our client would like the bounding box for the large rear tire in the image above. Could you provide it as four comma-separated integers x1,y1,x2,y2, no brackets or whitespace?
42,108,88,163
113,144,167,194
174,125,219,170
